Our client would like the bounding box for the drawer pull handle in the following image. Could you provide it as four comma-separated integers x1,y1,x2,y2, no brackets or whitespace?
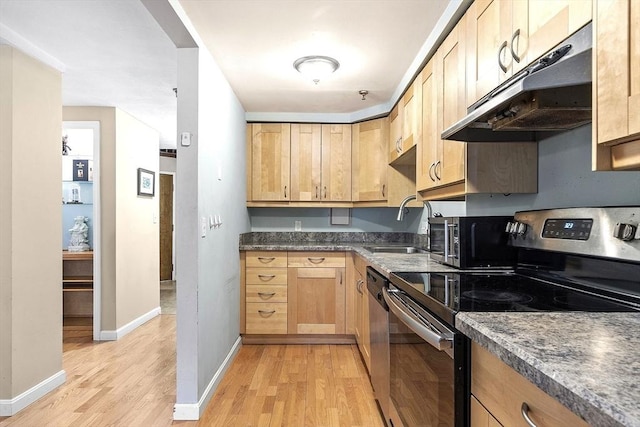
258,309,276,315
257,292,276,298
521,402,538,427
307,257,325,264
257,257,276,263
258,274,276,280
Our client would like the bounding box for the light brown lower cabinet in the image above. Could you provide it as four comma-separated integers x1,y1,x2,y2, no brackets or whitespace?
471,342,589,427
353,253,371,371
242,251,348,338
288,252,346,334
243,251,288,334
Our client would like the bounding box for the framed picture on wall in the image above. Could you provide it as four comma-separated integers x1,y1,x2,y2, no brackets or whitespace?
137,168,155,197
73,159,89,181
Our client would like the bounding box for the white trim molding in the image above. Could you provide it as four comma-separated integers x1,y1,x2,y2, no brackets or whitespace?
173,336,242,420
0,370,66,416
99,307,160,341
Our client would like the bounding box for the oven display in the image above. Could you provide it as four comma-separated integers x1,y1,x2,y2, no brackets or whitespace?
542,218,592,240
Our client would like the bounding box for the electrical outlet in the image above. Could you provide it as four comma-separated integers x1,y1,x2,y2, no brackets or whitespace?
294,220,302,231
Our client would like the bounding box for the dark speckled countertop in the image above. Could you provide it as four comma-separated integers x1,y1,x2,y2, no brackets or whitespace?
456,312,640,427
240,232,640,426
239,231,457,277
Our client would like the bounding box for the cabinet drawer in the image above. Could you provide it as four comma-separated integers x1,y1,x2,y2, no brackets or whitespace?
246,303,287,334
288,252,346,268
471,343,588,427
246,251,287,268
246,284,287,303
245,268,287,285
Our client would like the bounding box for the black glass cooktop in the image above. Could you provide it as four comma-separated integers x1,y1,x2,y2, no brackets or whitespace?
389,271,640,327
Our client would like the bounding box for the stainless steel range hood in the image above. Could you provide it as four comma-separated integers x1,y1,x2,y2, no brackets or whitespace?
442,22,592,142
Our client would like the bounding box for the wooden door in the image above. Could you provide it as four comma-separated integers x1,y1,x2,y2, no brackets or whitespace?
251,123,291,201
290,123,321,201
465,0,513,106
159,173,173,280
417,58,440,192
288,267,346,334
321,124,352,201
438,17,466,187
352,118,389,202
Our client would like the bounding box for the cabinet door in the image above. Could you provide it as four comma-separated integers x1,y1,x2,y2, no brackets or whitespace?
251,123,291,201
472,343,589,427
288,267,346,334
466,0,513,106
417,59,440,192
438,16,466,187
402,79,421,153
470,396,501,427
594,0,640,170
352,118,389,202
290,123,322,201
389,103,403,162
519,0,592,71
321,124,352,201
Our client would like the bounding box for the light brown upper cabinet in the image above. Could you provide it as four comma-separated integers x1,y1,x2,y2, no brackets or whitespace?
322,124,352,201
249,123,291,201
466,0,592,107
418,14,538,200
417,14,466,198
417,58,439,193
389,80,422,163
352,118,389,202
593,0,640,170
290,124,352,201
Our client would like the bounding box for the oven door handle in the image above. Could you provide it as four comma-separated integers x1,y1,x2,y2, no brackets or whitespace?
383,288,453,353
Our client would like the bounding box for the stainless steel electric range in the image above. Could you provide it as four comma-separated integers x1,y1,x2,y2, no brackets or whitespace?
386,207,640,427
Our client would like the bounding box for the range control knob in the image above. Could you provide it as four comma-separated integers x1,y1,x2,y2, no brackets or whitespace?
515,222,528,236
613,222,638,241
505,221,514,233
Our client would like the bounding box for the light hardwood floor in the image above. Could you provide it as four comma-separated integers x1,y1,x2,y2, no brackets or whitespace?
0,316,384,427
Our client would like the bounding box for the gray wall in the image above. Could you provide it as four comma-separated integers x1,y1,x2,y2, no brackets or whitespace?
466,125,640,215
249,201,466,234
175,46,250,412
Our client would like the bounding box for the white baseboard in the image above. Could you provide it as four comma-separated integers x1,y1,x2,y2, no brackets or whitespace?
173,336,242,420
0,370,66,416
99,307,160,341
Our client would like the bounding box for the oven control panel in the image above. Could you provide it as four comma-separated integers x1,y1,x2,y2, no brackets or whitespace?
542,218,593,240
510,207,640,263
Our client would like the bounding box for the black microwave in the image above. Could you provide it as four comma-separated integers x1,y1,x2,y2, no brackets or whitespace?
428,216,516,269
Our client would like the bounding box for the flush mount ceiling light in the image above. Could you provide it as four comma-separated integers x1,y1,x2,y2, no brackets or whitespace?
293,55,340,84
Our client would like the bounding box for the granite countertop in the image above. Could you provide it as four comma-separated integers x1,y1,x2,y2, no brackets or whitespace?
456,312,640,427
239,231,457,277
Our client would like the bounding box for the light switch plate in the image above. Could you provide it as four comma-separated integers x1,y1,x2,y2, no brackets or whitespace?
294,220,302,231
181,132,192,147
201,217,207,237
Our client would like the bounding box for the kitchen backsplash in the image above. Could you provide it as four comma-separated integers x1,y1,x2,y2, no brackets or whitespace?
240,231,428,248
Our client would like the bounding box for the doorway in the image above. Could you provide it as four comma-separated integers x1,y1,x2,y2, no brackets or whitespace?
61,121,101,341
160,172,176,314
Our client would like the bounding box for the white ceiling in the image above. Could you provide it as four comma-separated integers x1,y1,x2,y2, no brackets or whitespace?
0,0,459,148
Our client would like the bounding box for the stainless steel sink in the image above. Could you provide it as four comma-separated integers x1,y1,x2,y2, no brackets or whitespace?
363,246,428,254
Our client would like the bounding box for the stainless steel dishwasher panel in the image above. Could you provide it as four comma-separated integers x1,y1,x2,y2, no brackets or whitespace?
366,267,391,427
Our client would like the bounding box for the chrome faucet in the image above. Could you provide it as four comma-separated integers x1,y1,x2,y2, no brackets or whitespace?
396,194,417,221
